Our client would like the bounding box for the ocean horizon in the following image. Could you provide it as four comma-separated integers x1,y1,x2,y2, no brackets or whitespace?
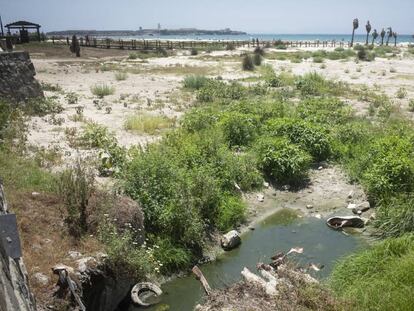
103,33,414,43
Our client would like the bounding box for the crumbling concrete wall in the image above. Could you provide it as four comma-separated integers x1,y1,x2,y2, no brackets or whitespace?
0,51,43,102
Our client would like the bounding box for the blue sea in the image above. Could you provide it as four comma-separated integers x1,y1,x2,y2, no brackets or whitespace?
108,33,413,44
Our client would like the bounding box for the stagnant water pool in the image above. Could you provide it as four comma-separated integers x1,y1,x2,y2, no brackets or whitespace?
131,209,366,311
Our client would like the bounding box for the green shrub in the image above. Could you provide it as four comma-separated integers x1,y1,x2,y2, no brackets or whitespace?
296,97,353,125
91,83,115,98
196,80,247,103
225,43,235,51
27,96,63,116
123,128,262,268
151,236,192,273
99,220,157,278
220,112,260,147
227,99,289,122
180,107,219,132
295,72,328,96
128,52,138,60
362,136,414,200
266,118,332,161
58,160,94,238
253,46,265,56
396,87,407,99
65,92,79,105
409,99,414,112
253,53,262,66
242,54,254,71
313,56,324,63
255,137,311,185
217,195,247,231
356,46,376,61
183,75,209,90
79,122,116,149
330,235,414,311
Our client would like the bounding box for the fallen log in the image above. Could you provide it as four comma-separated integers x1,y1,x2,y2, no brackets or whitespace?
192,265,211,296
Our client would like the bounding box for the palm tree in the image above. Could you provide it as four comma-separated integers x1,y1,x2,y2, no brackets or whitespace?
386,27,393,46
393,32,398,47
372,29,378,46
365,21,372,45
351,18,359,47
380,28,386,45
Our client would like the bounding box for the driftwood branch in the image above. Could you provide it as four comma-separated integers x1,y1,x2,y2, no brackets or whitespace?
192,265,211,296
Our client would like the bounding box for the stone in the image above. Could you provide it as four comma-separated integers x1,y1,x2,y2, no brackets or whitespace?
352,201,371,215
221,230,241,251
347,203,357,209
263,182,270,188
31,192,40,198
257,194,265,202
306,204,313,209
347,191,354,199
0,52,44,102
33,272,49,286
76,257,97,273
68,250,82,259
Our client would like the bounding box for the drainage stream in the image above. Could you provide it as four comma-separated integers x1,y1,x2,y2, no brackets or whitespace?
130,208,366,311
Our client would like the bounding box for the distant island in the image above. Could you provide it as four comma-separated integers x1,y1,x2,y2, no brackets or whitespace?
46,28,247,37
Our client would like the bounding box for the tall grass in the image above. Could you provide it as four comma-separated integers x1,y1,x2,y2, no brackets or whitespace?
124,114,175,135
330,235,414,311
91,84,115,98
183,75,209,90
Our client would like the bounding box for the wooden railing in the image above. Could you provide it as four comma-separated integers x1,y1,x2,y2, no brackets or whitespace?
49,36,350,50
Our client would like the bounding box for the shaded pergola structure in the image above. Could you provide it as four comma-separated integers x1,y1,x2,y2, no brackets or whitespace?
4,20,41,43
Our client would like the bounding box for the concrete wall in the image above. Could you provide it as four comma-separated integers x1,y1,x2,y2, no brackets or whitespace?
0,51,43,102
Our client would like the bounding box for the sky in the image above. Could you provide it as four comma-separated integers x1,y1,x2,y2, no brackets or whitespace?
1,0,413,34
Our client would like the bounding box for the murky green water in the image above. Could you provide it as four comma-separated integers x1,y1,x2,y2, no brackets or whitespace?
131,209,365,311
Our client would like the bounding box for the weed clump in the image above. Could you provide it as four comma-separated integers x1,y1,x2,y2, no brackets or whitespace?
242,54,255,71
91,84,115,98
124,114,175,135
58,160,94,238
114,71,128,81
183,75,209,90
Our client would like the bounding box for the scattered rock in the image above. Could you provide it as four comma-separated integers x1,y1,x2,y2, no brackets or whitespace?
221,230,241,251
306,204,313,209
31,192,40,198
347,203,357,209
263,182,270,188
318,166,323,170
76,257,97,273
248,225,255,231
347,191,354,199
257,194,265,202
33,272,49,286
68,251,82,259
352,201,371,215
282,185,290,191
